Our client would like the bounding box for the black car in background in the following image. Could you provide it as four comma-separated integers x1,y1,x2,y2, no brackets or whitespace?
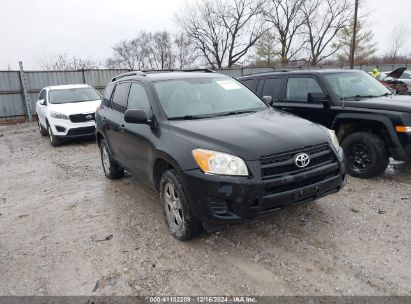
239,70,411,179
95,71,346,240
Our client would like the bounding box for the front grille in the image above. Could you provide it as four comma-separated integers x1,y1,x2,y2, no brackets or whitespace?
67,126,95,136
260,144,335,179
69,113,95,123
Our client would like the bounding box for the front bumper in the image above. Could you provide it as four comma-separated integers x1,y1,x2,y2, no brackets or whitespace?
390,133,411,162
180,151,346,224
49,117,96,138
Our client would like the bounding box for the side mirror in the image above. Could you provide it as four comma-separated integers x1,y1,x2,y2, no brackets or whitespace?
124,109,148,124
39,99,46,105
308,92,331,107
262,95,273,106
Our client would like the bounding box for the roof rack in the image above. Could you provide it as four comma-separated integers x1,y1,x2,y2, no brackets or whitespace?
182,69,215,73
111,71,146,82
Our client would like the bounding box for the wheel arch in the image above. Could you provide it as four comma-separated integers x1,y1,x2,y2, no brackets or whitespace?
332,114,399,149
152,151,182,192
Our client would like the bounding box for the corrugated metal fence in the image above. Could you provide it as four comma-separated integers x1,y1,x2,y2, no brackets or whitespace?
1,64,409,124
0,69,129,124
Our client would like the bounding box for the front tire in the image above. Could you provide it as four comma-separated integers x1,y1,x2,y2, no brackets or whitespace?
48,125,61,147
38,119,47,136
160,170,202,241
100,139,124,180
341,131,389,178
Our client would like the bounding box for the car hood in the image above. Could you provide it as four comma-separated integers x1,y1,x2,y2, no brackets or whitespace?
48,99,101,115
344,95,411,113
168,108,330,160
384,67,406,80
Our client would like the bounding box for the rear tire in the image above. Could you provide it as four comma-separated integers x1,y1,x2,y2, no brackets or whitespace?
100,139,124,180
48,125,62,147
160,170,203,241
341,131,389,179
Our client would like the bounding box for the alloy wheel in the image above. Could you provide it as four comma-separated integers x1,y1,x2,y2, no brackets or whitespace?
163,182,184,232
349,143,372,173
102,145,111,174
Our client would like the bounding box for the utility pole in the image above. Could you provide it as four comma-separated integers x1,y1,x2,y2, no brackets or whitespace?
350,0,359,69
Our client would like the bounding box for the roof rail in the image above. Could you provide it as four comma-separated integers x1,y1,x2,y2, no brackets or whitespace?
111,71,146,82
182,68,216,73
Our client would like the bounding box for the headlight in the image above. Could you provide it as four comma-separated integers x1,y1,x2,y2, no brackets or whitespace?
50,111,69,120
327,129,340,151
192,149,248,176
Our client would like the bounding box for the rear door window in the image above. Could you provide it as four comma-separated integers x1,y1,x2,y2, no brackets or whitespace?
285,77,324,102
110,83,130,113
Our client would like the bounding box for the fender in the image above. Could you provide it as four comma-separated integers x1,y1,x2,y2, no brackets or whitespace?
331,113,402,149
150,150,185,187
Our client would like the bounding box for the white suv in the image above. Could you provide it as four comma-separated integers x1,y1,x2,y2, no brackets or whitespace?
36,84,101,146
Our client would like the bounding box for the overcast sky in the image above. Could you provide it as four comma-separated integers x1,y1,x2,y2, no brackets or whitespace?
1,0,410,70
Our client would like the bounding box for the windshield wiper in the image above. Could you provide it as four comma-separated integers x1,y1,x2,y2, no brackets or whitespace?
168,115,213,120
378,93,393,97
215,110,257,117
341,95,378,100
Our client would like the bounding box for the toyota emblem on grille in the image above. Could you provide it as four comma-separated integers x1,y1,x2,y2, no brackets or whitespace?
295,153,310,168
85,114,93,120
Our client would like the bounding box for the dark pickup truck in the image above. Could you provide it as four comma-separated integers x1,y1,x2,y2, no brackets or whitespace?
239,69,411,178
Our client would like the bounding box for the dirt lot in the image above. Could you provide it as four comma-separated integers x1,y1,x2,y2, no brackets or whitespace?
0,122,410,296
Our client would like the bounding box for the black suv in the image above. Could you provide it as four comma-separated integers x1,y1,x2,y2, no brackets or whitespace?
239,70,411,178
95,71,346,240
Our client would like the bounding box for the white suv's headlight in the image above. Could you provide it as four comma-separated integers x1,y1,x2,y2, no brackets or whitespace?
192,149,248,176
327,129,340,151
50,111,69,120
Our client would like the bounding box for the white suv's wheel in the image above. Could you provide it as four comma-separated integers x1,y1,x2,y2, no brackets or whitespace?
48,125,61,147
37,120,47,136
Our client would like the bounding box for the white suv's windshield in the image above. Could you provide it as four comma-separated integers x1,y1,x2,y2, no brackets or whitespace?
324,71,391,100
153,77,267,119
49,87,101,104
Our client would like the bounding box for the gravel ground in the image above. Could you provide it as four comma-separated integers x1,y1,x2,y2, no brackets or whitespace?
0,122,410,296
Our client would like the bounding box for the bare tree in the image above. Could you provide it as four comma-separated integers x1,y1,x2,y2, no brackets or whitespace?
40,54,100,71
176,0,229,68
262,0,306,65
301,0,352,66
176,0,265,68
218,0,266,67
335,19,377,65
106,40,138,69
387,23,408,63
255,31,277,65
174,32,198,69
106,31,175,70
151,31,175,69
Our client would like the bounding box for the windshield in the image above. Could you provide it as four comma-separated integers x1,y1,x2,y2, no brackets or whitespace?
49,87,101,104
153,77,267,119
324,71,391,100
